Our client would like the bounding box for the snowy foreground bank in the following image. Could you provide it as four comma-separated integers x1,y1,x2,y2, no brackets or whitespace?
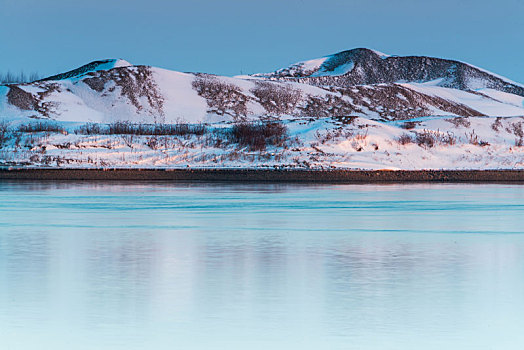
0,116,522,170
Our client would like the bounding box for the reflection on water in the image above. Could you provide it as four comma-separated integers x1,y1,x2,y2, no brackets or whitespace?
1,182,524,349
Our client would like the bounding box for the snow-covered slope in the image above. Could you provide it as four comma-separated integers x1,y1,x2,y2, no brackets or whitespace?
1,58,524,123
0,49,523,169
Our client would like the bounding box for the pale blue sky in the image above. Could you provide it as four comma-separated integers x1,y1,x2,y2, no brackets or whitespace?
1,0,523,82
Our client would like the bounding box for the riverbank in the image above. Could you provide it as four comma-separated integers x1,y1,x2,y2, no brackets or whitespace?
1,168,524,182
1,117,523,172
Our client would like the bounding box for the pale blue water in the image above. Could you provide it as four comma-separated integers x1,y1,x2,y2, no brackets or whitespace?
1,182,523,350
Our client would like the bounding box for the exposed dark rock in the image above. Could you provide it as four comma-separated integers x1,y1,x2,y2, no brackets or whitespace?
7,86,36,110
81,66,164,119
39,59,119,81
7,83,60,118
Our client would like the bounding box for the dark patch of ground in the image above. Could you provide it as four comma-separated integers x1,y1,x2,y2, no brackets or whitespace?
1,168,523,183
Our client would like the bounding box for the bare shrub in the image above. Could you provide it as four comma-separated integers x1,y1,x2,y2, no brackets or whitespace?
491,117,503,132
446,117,471,128
511,122,524,139
315,128,353,144
154,123,206,136
465,130,489,146
54,142,72,149
0,121,10,147
415,130,436,149
511,120,524,147
75,122,104,135
121,134,135,148
400,121,418,130
251,81,302,116
106,121,206,136
18,121,66,133
192,75,248,119
409,129,456,148
397,133,413,145
440,131,457,146
354,130,368,141
146,137,160,150
229,121,288,151
350,140,363,152
108,121,141,135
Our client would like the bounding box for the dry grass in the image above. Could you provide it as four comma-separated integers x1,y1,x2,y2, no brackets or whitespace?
409,129,457,149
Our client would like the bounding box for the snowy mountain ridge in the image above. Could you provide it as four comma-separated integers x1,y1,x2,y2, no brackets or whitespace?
254,48,524,95
39,59,132,82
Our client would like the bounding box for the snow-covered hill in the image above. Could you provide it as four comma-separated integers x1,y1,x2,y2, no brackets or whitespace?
0,48,523,169
254,48,524,96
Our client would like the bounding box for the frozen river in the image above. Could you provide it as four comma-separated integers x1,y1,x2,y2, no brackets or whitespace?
1,182,523,349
